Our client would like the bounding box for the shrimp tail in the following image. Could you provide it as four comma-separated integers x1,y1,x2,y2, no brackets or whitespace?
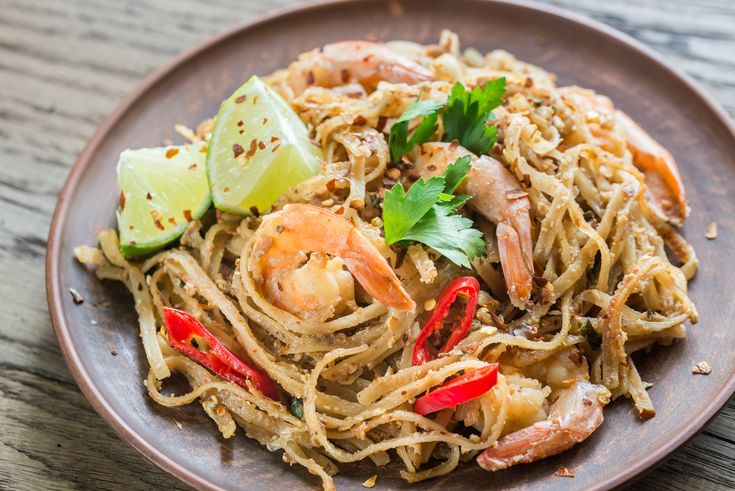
477,381,606,471
616,111,688,226
496,221,533,308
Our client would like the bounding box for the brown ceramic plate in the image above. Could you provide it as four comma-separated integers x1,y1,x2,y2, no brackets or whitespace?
46,0,735,489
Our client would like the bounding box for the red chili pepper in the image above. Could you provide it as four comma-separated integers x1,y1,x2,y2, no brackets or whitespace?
414,364,499,415
412,276,480,366
162,307,280,400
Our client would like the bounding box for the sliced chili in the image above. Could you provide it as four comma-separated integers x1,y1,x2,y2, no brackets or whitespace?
412,276,480,366
414,364,499,415
162,307,280,400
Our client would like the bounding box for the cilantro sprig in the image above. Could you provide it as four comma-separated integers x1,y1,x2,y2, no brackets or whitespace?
383,156,485,268
388,78,506,161
388,99,444,162
442,78,505,155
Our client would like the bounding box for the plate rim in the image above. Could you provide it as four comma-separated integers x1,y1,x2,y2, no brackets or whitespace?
45,1,735,490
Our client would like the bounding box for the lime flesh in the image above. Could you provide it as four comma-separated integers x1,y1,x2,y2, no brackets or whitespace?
206,75,322,215
117,143,210,258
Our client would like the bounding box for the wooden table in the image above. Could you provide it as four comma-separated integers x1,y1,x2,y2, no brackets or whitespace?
1,0,733,489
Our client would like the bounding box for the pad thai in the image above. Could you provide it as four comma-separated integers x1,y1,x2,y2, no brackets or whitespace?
75,31,698,488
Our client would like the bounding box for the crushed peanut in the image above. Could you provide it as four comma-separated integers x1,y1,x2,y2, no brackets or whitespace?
554,467,575,478
386,168,401,180
693,361,712,375
705,222,717,240
362,475,378,488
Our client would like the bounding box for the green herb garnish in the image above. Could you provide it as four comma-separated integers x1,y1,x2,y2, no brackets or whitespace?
442,78,505,156
383,155,484,268
289,397,303,419
388,99,444,162
388,79,506,162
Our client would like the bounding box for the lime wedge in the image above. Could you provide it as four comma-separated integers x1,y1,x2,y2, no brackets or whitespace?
207,75,321,215
116,143,210,258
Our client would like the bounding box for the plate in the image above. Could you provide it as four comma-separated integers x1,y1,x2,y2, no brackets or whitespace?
46,0,735,489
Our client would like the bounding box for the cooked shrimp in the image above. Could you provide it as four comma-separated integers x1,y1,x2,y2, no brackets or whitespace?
477,350,608,471
249,203,415,321
287,40,434,95
560,86,688,225
615,110,688,225
410,142,534,308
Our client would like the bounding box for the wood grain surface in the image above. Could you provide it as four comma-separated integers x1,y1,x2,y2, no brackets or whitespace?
2,0,734,490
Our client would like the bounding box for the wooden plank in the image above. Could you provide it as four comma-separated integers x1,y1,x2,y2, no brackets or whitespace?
0,0,732,489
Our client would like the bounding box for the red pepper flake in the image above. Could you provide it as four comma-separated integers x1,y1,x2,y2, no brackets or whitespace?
188,163,197,170
340,68,350,83
146,192,153,200
262,117,268,125
119,191,126,211
252,95,258,105
128,225,134,230
245,139,258,158
271,144,281,153
183,209,193,221
223,186,230,193
232,143,244,158
335,207,345,215
235,95,247,104
249,206,259,216
168,217,176,225
165,148,179,159
270,136,280,143
376,116,388,132
352,115,367,126
153,218,164,231
326,179,336,192
238,129,244,134
258,140,265,150
237,120,244,127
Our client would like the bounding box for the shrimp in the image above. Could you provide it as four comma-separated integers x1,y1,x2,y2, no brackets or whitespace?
248,203,415,321
560,86,688,225
287,41,434,95
409,142,534,308
615,110,688,225
477,349,608,471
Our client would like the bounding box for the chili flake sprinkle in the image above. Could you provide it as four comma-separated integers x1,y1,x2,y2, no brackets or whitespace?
165,148,179,159
246,139,258,158
235,95,247,104
183,209,193,221
232,143,244,158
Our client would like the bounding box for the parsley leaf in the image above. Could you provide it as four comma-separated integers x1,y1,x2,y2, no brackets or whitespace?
388,99,444,162
383,176,445,244
442,78,505,156
403,206,484,268
382,155,485,268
